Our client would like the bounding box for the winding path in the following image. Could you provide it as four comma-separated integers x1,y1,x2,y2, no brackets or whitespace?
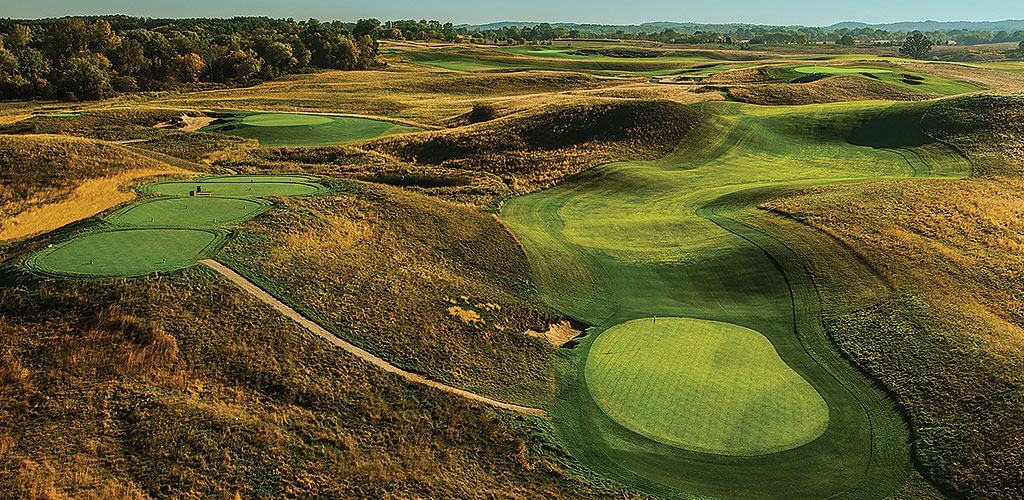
200,259,547,418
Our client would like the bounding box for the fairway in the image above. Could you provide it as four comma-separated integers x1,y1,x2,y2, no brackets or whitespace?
794,65,894,75
106,197,269,228
502,100,971,497
789,64,983,95
27,229,222,277
586,317,828,456
201,112,420,146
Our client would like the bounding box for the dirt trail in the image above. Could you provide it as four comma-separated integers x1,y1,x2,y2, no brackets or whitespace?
200,259,547,418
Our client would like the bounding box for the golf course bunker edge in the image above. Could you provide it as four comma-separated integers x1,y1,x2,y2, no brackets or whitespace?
585,316,830,456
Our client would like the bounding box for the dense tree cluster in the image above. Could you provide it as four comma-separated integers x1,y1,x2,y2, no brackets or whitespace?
435,22,1024,48
0,16,380,100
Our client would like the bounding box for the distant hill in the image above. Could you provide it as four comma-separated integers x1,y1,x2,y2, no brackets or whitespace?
828,20,1024,32
459,19,1024,33
459,21,784,33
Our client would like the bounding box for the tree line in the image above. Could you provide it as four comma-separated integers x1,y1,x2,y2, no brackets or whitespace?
0,16,381,100
377,20,1024,48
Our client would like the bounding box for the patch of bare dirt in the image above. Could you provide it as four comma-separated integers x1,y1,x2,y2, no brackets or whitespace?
155,114,216,132
526,320,582,347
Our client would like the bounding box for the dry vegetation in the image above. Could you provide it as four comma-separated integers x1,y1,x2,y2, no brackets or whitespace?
0,270,620,497
0,108,253,166
2,43,1023,497
369,98,705,196
0,134,188,242
923,94,1024,175
152,66,618,125
219,180,564,406
761,95,1024,497
718,75,930,105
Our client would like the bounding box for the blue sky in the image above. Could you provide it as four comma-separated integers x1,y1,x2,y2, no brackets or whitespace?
0,0,1019,26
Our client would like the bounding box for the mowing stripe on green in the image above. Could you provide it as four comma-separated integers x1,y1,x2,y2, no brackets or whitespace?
106,197,269,228
27,229,224,277
586,317,829,456
240,113,333,127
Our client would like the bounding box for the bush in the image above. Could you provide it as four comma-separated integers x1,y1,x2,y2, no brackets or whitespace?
468,103,497,123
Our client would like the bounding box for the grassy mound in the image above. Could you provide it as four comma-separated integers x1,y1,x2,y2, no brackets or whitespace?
202,112,420,147
0,108,185,141
724,76,930,105
0,134,185,243
922,94,1024,175
0,271,621,497
218,179,563,406
0,135,174,212
27,229,224,277
371,99,705,193
586,317,828,456
0,107,253,165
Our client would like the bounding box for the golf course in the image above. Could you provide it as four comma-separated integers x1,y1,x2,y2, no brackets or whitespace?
501,99,969,497
26,175,325,277
3,11,1024,497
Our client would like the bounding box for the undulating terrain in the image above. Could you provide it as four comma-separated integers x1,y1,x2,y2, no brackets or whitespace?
2,33,1024,498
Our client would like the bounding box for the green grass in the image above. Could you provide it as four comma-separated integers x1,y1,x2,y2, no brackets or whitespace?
501,100,969,497
401,44,760,77
586,317,828,456
788,64,984,95
27,228,224,277
794,65,894,75
240,113,333,127
201,112,420,146
106,197,269,228
141,175,324,197
25,175,324,278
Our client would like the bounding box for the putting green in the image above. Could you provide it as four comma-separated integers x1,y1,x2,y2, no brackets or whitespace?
106,197,268,228
794,65,893,75
586,317,828,456
201,112,420,146
27,229,223,277
140,176,324,197
241,113,333,127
